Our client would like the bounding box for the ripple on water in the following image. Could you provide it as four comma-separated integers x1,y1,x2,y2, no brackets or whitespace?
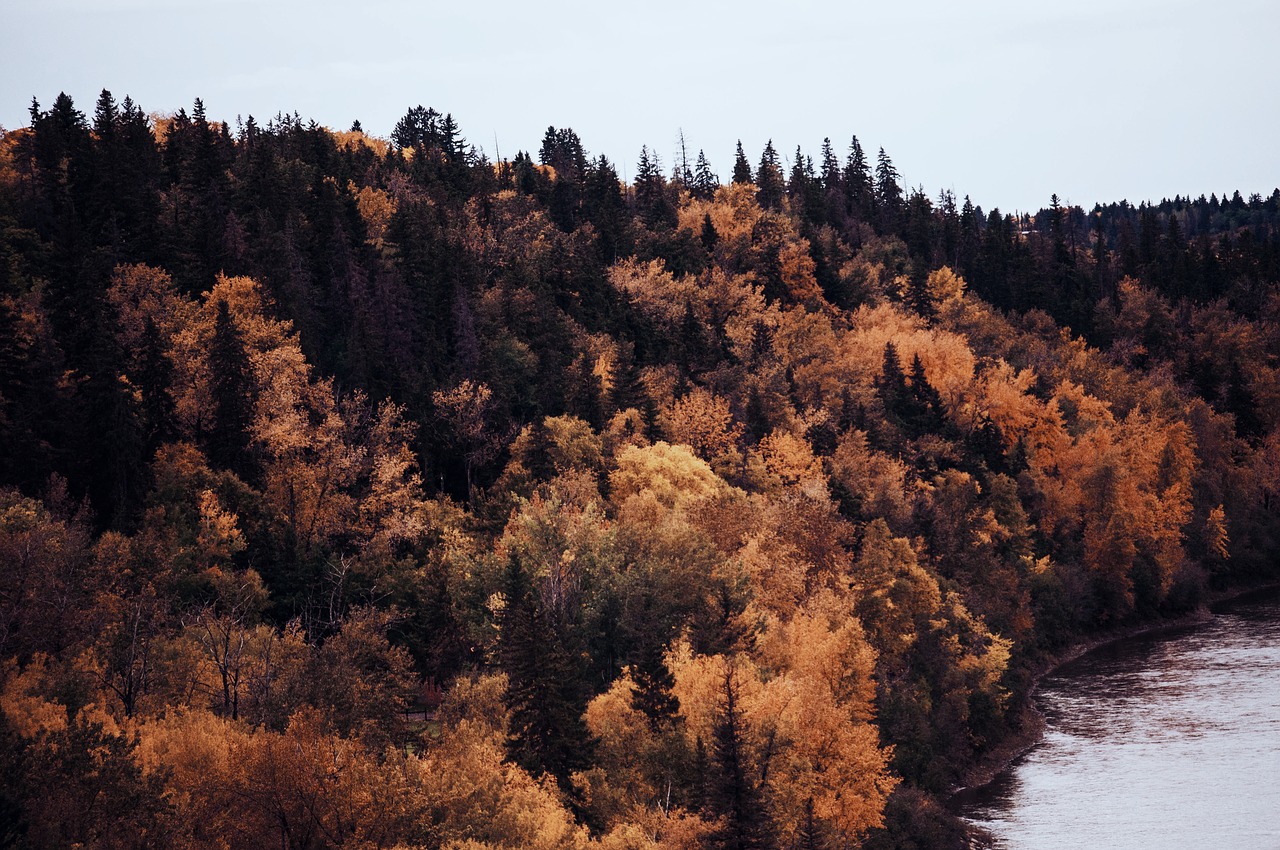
957,591,1280,850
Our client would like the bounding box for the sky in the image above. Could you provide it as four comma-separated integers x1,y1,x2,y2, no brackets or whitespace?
2,0,1276,213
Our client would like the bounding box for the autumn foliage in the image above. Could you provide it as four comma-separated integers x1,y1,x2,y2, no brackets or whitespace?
1,92,1278,849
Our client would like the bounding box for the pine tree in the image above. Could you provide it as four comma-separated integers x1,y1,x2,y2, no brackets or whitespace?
675,129,695,188
693,150,719,199
796,798,824,850
207,299,254,475
844,135,873,223
875,341,909,435
907,353,945,433
707,668,773,850
820,138,841,192
583,154,630,261
630,639,680,730
732,141,753,185
499,554,595,792
755,141,785,210
701,213,720,251
875,147,903,234
1226,359,1262,439
636,146,677,228
135,316,175,453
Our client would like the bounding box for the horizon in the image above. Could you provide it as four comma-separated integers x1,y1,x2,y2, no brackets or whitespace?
3,0,1277,215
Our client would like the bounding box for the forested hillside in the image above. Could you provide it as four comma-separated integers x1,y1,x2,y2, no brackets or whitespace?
1,91,1278,849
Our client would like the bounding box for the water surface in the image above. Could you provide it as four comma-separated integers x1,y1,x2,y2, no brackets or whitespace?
955,589,1280,849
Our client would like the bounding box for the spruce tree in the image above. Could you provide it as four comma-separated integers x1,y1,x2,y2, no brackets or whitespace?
693,150,719,200
875,341,910,439
796,798,824,850
629,638,680,730
207,299,254,475
732,141,753,185
701,213,720,251
635,146,677,228
755,141,785,210
906,353,945,433
875,147,903,234
499,554,595,792
820,138,841,192
707,668,773,850
844,135,873,223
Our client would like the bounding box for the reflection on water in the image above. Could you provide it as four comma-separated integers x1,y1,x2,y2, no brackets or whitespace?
955,589,1280,849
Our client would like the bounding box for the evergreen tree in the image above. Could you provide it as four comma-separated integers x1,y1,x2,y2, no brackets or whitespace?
1226,360,1262,439
583,154,630,261
675,129,695,189
843,135,873,224
906,353,945,433
875,341,914,445
635,146,677,228
732,141,753,185
701,213,720,251
875,147,903,234
796,798,824,850
755,141,785,210
629,638,680,730
498,554,595,792
693,150,719,200
207,299,255,475
820,137,841,192
707,668,773,850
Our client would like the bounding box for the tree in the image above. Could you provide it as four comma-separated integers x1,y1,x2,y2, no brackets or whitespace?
630,638,681,729
693,150,720,200
498,554,594,792
432,379,504,499
635,145,677,228
844,135,873,223
706,666,774,850
732,141,754,185
875,147,903,234
756,141,785,211
5,713,175,849
206,299,255,475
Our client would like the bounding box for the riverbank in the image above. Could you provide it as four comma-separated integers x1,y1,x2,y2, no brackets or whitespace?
952,578,1280,795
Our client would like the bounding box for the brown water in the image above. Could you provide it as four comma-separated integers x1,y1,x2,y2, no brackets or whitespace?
954,588,1280,849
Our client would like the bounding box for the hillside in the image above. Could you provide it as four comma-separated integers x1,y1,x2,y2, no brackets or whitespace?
1,91,1278,849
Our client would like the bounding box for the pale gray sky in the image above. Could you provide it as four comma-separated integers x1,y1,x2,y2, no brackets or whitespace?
2,0,1276,212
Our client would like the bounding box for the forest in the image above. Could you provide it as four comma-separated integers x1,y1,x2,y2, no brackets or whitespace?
0,90,1278,849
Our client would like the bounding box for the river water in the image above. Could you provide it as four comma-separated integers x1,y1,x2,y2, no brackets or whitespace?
954,588,1280,849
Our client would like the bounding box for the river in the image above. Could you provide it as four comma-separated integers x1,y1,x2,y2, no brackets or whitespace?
953,588,1280,849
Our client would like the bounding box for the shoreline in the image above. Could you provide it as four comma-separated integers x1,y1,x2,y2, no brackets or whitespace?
950,578,1280,797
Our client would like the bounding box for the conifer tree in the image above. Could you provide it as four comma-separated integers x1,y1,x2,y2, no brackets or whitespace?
820,138,841,192
701,213,720,251
583,154,630,260
756,141,785,210
732,141,753,185
906,353,945,433
498,554,595,791
630,638,680,730
876,341,909,431
844,135,873,223
207,299,254,475
875,147,903,233
693,150,719,200
796,798,824,850
636,146,677,228
707,668,773,850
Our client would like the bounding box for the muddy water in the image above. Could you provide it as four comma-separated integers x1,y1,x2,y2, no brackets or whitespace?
954,589,1280,849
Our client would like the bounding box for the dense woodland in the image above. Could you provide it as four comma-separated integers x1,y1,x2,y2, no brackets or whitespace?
1,90,1279,849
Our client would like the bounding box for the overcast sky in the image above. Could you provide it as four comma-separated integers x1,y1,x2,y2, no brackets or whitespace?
2,0,1276,213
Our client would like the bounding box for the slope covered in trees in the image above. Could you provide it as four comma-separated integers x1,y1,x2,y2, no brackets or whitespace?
0,91,1277,849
